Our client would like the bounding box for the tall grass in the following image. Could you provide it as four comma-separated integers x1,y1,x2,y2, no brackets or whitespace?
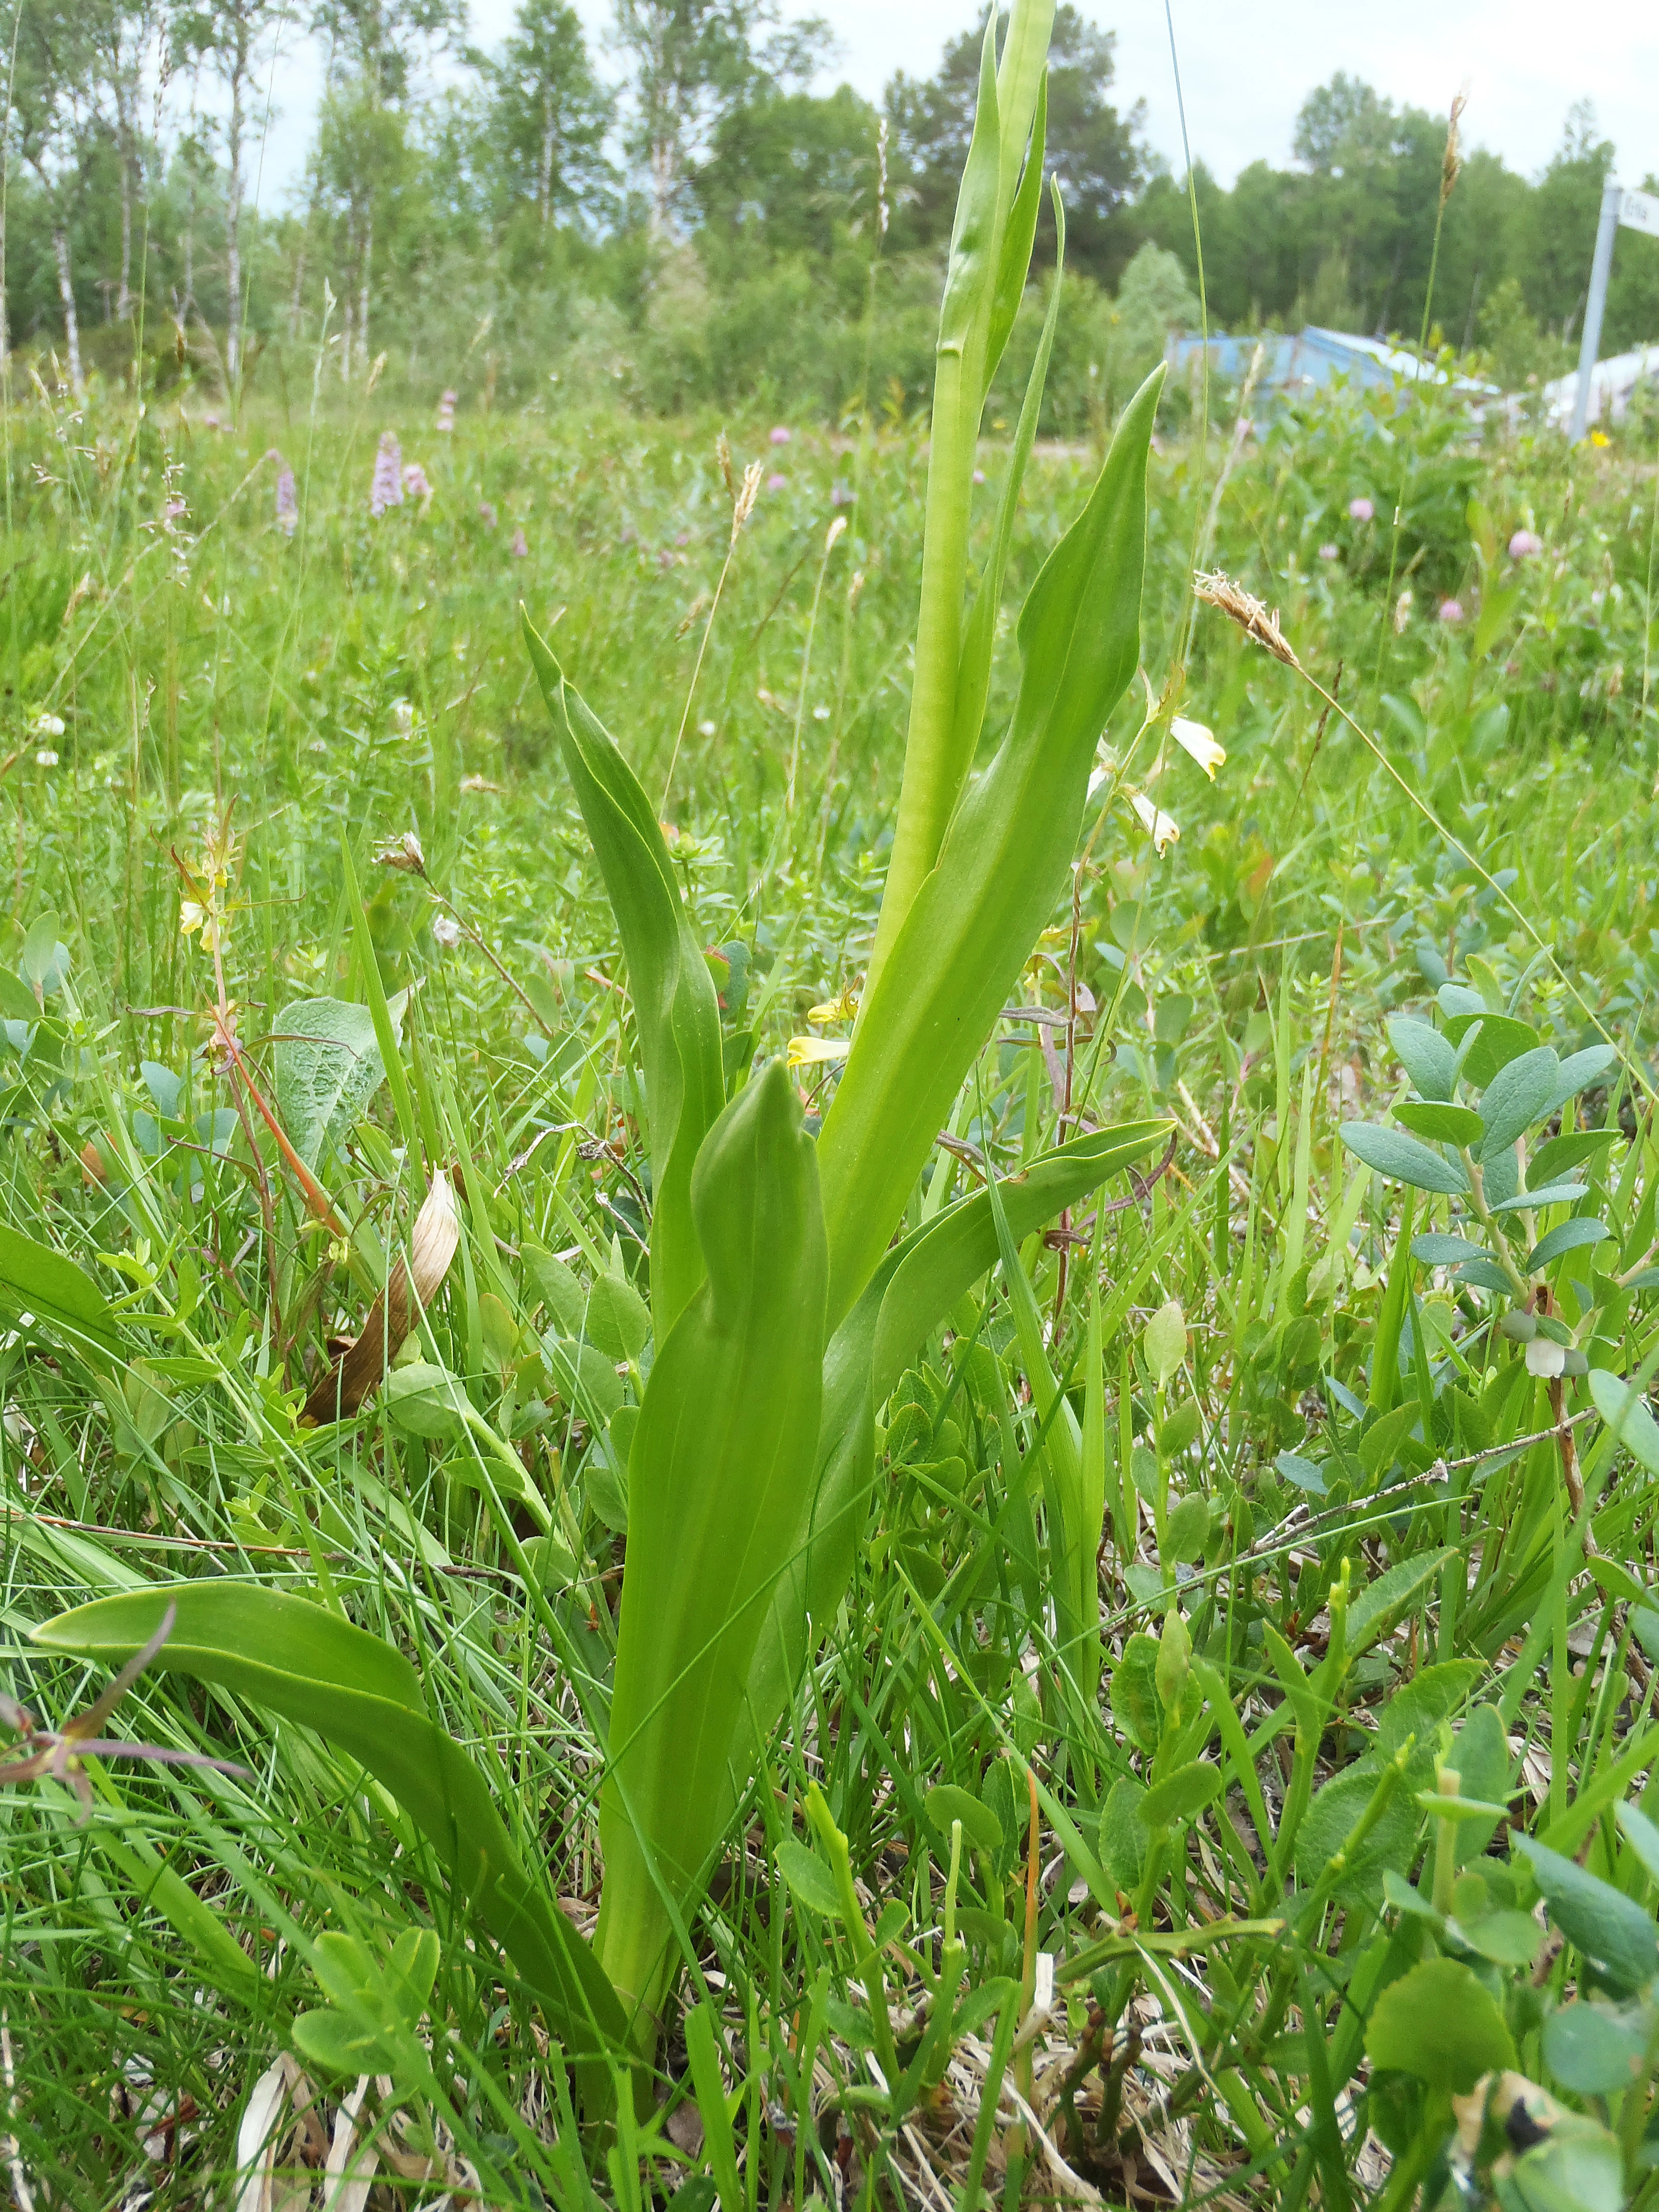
2,150,1659,2203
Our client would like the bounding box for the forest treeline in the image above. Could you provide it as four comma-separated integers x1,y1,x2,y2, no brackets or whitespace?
6,0,1658,417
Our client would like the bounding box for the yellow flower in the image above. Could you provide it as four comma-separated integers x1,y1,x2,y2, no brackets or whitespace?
787,1036,851,1070
1170,716,1225,778
1590,430,1611,449
1131,792,1179,854
808,982,860,1025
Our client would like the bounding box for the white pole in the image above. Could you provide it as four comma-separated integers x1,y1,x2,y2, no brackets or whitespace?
1570,178,1623,441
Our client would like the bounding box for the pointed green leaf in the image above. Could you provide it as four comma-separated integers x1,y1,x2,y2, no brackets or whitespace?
31,1585,626,2056
1338,1121,1469,1195
1477,1045,1559,1159
523,618,724,1337
818,371,1160,1324
0,1224,119,1360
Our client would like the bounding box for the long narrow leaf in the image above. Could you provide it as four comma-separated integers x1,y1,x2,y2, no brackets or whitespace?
32,1586,627,2060
522,615,724,1336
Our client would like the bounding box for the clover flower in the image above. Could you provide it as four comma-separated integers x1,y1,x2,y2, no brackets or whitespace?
769,426,792,446
402,462,432,502
1508,528,1542,559
370,432,403,517
1348,496,1375,522
1438,598,1465,625
431,913,463,949
767,473,787,492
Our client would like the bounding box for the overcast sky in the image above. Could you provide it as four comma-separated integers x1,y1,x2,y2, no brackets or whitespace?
240,0,1658,216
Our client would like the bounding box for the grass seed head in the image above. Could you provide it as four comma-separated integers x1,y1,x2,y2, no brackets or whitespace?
1192,569,1303,672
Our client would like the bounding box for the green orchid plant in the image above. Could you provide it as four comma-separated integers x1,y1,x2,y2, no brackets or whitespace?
36,0,1169,2104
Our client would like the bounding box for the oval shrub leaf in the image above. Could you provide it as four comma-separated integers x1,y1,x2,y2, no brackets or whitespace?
1588,1370,1659,1477
1394,1101,1484,1147
1527,1218,1609,1271
1477,1046,1559,1159
1338,1123,1468,1195
775,1839,841,1918
1140,1760,1222,1831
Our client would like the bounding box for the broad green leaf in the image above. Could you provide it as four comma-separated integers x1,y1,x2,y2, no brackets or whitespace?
1164,1492,1209,1560
1476,1046,1559,1159
1411,1233,1488,1266
523,618,724,1338
1588,1370,1659,1476
1394,1101,1483,1146
1293,1765,1417,1894
745,1118,1168,1742
1364,1958,1515,2090
583,1271,650,1361
1544,1045,1616,1120
1448,1704,1515,1863
775,1839,842,1918
1374,1661,1484,1763
1528,1218,1609,1270
0,1224,119,1360
1097,1775,1147,1893
0,965,39,1022
273,998,399,1173
1493,1180,1588,1212
818,371,1160,1327
597,1062,826,2024
1338,1122,1468,1195
1543,2002,1647,2095
926,1783,1003,1858
33,1586,625,2057
383,1361,471,1441
1112,1634,1162,1754
1142,1298,1186,1386
1346,1550,1453,1658
1506,2118,1624,2212
1442,1010,1539,1087
1514,1834,1659,1994
1275,1451,1327,1494
21,910,63,995
1532,1130,1620,1185
1140,1761,1222,1831
1388,1015,1457,1101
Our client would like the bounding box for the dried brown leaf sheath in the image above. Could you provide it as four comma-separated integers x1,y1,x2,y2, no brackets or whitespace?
300,1173,461,1425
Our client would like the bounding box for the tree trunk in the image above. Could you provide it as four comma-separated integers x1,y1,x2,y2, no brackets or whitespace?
540,101,555,225
287,245,305,341
356,210,372,375
0,180,10,375
117,139,134,321
53,227,84,398
225,39,247,385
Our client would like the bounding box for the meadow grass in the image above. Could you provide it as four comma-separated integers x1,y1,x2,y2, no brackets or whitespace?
2,349,1659,2207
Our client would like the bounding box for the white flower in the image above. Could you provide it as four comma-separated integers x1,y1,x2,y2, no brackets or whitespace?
34,712,64,738
1087,736,1117,802
35,749,59,768
431,913,463,949
1132,792,1180,853
698,719,717,736
1170,716,1225,778
1524,1337,1567,1378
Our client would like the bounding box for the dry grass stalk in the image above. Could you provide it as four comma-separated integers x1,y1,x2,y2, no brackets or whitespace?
1192,570,1304,672
300,1172,461,1425
1441,89,1469,210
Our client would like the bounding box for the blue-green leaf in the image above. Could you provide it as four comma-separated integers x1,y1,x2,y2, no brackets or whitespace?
1338,1123,1469,1195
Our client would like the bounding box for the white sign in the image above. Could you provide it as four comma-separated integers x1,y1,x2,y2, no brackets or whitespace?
1620,187,1659,237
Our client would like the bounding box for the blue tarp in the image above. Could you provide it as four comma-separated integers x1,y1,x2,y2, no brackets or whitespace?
1165,326,1493,397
